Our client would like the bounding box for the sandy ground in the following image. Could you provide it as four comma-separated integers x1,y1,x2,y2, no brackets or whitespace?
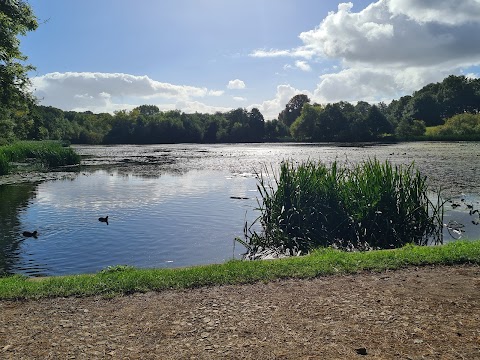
1,265,479,359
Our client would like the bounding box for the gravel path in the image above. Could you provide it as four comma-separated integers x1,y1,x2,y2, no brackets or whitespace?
1,265,479,359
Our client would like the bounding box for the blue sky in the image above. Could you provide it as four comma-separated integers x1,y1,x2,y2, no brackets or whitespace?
21,0,480,119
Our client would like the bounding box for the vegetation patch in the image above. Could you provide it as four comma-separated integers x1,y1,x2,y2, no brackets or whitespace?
0,141,81,175
239,159,444,258
0,240,478,300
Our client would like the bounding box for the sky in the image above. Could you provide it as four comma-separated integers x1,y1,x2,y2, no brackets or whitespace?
20,0,480,119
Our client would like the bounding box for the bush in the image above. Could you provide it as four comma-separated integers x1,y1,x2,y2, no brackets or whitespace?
239,159,444,258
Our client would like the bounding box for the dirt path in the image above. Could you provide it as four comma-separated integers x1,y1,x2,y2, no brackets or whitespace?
1,265,479,359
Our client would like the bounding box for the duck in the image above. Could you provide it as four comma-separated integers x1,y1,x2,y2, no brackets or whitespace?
22,230,38,238
98,216,109,225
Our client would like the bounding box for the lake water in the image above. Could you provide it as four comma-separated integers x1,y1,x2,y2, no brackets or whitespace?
1,142,479,276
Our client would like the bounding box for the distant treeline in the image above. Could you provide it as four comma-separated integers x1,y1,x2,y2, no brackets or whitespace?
2,75,480,144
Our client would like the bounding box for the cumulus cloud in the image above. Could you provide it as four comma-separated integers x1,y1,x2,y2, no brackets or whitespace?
388,0,480,25
175,100,233,114
31,72,225,113
233,96,247,102
251,0,480,104
208,90,224,96
295,60,311,72
250,48,316,59
250,84,313,120
227,79,246,89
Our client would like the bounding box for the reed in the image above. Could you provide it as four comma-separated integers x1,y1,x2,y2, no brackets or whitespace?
239,159,444,258
0,141,80,175
0,152,10,175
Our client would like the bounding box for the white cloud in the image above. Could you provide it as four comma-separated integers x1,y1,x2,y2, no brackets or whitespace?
251,0,480,104
31,72,224,113
227,79,246,89
388,0,480,25
175,100,232,114
295,60,311,72
208,90,224,96
250,48,315,59
250,84,313,120
233,96,247,102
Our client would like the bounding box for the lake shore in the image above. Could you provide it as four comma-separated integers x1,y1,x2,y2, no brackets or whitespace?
1,264,478,359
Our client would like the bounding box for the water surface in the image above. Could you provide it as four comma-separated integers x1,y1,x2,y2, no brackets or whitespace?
1,142,479,276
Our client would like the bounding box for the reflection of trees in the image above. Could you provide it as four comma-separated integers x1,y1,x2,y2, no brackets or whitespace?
0,183,37,275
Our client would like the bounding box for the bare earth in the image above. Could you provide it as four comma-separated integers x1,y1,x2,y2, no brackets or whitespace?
1,265,479,359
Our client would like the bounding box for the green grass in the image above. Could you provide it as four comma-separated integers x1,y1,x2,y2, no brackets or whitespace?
0,240,478,300
0,140,81,175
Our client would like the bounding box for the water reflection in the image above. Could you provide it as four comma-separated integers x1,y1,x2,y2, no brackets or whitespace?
1,170,258,277
1,142,479,277
0,183,37,275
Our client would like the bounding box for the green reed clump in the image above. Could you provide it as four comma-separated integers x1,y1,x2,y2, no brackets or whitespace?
0,152,10,175
0,141,80,175
239,159,444,257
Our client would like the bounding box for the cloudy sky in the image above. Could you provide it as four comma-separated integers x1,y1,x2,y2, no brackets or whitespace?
22,0,480,119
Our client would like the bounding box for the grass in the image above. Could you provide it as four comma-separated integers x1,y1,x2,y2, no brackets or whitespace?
239,160,444,258
0,140,81,175
0,240,478,300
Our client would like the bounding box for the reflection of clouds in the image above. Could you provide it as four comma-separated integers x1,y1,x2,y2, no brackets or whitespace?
36,170,250,211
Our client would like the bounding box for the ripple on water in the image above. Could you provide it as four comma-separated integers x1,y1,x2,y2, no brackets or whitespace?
2,142,479,276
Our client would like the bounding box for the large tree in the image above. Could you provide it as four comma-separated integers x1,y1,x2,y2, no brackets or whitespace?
0,0,37,142
278,94,310,128
0,0,37,106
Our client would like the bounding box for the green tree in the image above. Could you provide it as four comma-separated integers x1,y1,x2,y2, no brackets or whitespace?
0,0,38,108
290,103,322,141
435,113,480,137
134,104,160,116
395,118,426,138
247,108,265,141
278,94,310,128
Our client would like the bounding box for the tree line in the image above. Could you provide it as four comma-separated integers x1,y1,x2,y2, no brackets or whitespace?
2,3,480,144
2,74,480,145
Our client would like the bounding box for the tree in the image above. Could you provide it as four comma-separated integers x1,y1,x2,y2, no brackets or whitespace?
0,1,37,143
395,119,426,138
313,103,351,141
402,92,442,126
290,103,322,141
247,108,265,141
133,104,160,116
435,113,480,137
365,105,393,136
0,0,38,107
278,94,310,128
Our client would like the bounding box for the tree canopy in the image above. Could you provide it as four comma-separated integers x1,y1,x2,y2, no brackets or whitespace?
0,0,38,143
0,0,38,106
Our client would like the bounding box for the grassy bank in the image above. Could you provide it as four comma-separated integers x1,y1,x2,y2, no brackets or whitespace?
0,240,478,300
0,141,81,175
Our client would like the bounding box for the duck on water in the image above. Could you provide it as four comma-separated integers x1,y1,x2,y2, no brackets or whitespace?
98,216,109,225
22,231,38,238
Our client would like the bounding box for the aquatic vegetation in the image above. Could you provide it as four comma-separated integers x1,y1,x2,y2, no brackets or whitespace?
0,141,81,175
239,159,445,258
0,152,10,175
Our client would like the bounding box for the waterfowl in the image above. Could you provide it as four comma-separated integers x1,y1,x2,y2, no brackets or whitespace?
22,230,38,238
98,216,109,225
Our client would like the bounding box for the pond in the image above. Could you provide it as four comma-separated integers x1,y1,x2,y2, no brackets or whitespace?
1,142,479,276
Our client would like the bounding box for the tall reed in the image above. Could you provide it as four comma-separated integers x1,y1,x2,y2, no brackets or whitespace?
0,141,80,175
239,159,444,258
